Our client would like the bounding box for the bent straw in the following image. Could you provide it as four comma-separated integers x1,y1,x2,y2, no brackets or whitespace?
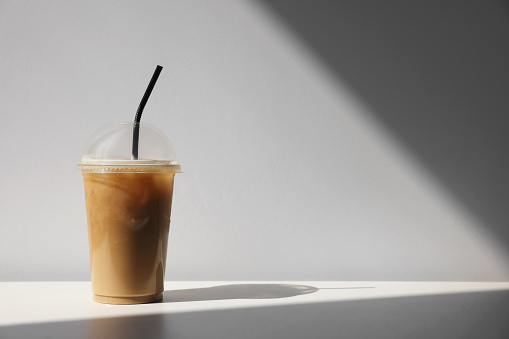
132,65,163,160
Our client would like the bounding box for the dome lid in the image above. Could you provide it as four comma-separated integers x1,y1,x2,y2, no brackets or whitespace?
78,122,181,173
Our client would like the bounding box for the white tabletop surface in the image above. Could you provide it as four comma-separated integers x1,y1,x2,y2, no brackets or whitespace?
1,281,509,338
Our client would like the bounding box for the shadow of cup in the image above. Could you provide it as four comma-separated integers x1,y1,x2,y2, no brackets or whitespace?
163,284,318,303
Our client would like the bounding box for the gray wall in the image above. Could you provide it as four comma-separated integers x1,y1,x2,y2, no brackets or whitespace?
1,0,508,281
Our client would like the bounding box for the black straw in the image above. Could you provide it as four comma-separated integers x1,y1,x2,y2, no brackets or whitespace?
132,65,163,160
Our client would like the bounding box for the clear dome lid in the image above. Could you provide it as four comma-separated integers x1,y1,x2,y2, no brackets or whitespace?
78,122,181,173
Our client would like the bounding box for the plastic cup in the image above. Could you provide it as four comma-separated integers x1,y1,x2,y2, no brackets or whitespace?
78,122,181,304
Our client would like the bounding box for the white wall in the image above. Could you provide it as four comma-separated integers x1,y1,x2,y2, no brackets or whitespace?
1,0,508,281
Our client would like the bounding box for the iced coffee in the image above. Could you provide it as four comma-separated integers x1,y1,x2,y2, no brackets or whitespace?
83,170,174,303
79,122,181,304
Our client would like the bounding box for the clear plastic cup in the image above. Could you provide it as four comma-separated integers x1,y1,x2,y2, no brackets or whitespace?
78,122,181,304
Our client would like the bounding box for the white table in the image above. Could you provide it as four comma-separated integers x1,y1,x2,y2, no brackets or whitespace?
1,281,509,338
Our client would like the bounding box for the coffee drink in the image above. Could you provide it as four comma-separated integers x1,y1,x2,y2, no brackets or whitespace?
82,170,174,304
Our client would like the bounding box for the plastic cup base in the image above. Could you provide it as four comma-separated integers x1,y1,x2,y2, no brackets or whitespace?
93,293,163,305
